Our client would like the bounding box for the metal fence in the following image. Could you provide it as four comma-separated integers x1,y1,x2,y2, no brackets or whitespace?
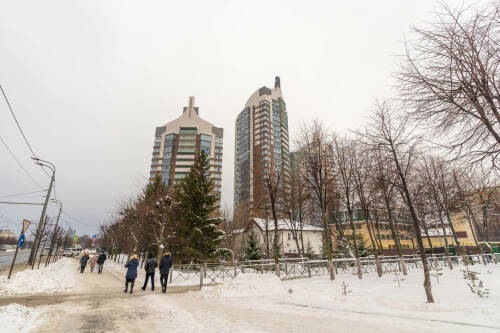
167,253,500,288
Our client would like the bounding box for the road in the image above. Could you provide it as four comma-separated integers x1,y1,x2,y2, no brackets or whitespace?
0,250,30,268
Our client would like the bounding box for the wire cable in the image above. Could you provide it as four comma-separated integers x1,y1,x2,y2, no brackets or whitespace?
0,84,51,179
0,190,46,199
0,136,43,189
62,210,93,227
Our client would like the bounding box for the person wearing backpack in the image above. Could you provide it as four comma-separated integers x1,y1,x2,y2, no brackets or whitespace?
141,253,158,292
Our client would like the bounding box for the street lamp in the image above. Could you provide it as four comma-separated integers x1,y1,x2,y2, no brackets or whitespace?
28,157,56,266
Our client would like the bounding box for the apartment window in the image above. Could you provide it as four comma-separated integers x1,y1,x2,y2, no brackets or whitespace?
288,233,291,240
178,147,195,153
179,127,197,134
200,134,211,141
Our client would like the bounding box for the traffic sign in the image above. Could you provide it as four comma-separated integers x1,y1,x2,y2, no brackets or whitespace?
92,234,96,239
22,219,32,234
18,234,25,248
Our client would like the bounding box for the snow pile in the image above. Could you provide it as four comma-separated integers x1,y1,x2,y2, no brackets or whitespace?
0,258,76,295
201,273,288,298
0,304,45,333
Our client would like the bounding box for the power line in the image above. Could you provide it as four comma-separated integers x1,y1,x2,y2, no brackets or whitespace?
0,190,46,199
0,201,44,205
62,210,93,227
0,85,36,157
0,84,51,179
0,136,43,189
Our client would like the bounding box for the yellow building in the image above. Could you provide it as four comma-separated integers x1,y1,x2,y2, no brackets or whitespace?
328,208,477,253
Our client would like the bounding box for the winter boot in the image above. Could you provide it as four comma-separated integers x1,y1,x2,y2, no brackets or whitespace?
162,286,166,293
130,282,134,294
141,286,145,291
124,282,128,293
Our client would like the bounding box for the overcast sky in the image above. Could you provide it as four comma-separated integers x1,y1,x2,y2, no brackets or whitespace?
0,0,482,235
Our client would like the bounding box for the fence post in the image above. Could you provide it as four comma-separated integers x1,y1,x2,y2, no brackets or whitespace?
200,266,204,290
204,263,207,278
234,263,237,278
260,261,264,274
284,260,288,275
307,260,311,278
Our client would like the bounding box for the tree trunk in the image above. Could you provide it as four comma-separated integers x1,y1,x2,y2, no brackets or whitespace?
322,215,335,280
391,146,433,303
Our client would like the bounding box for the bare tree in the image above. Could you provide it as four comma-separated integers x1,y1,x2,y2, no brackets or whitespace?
352,144,383,277
332,136,363,279
371,145,408,275
360,101,434,303
396,1,500,171
297,121,336,280
262,164,282,276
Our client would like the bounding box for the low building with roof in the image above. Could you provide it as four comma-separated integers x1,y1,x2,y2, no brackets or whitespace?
242,217,323,258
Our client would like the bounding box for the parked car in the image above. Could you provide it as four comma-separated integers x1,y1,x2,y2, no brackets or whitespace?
72,248,81,256
63,248,73,257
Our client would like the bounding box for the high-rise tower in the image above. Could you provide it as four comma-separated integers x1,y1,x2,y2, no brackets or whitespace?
150,97,223,196
234,76,290,218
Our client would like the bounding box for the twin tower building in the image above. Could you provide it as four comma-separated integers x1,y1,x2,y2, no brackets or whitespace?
149,76,290,218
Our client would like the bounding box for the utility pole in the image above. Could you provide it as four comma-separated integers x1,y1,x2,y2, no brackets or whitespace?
45,200,62,267
32,216,48,270
37,223,53,269
28,158,55,265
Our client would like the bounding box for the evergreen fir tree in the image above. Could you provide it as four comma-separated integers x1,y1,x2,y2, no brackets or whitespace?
243,231,263,261
305,240,315,258
174,151,224,262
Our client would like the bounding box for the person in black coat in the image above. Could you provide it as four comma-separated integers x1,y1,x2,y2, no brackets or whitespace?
159,251,173,293
97,252,107,274
141,253,158,291
80,252,90,274
124,254,139,294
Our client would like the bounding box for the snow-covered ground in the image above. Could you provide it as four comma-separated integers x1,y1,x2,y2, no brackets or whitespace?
2,257,500,332
0,258,76,295
140,264,500,332
0,304,46,333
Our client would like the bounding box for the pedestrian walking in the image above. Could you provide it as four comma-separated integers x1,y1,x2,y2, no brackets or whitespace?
141,253,158,291
159,251,173,293
80,251,90,274
89,254,98,273
124,254,139,294
97,251,107,274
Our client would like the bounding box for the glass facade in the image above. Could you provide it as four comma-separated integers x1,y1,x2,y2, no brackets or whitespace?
161,133,176,185
234,107,251,205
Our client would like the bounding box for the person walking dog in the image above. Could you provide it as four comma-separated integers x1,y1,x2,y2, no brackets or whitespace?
124,254,139,294
141,253,158,291
159,251,173,293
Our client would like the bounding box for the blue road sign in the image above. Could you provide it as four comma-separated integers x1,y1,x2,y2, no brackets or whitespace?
92,234,96,239
18,234,25,248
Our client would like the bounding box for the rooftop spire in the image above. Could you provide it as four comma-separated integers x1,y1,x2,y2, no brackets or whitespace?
275,76,281,88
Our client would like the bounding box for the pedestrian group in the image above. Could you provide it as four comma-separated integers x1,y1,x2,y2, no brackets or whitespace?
124,251,172,294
